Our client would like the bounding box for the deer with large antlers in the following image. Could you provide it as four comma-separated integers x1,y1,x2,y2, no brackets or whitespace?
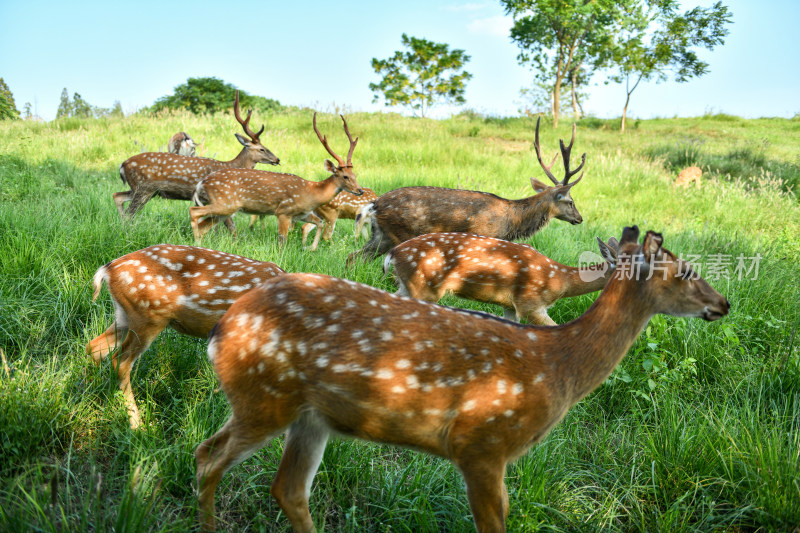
114,92,280,220
194,226,729,532
384,232,619,325
190,113,363,251
86,244,284,429
347,117,586,265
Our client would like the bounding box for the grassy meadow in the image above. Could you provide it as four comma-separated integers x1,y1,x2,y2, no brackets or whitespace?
0,109,798,532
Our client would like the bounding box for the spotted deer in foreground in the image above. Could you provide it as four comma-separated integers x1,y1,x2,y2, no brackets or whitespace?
190,113,363,251
114,91,280,219
194,226,730,532
347,117,587,265
384,232,619,325
86,244,284,429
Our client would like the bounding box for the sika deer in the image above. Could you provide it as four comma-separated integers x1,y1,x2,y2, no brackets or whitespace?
167,132,198,157
195,226,729,532
114,92,280,219
190,113,363,251
347,117,586,265
86,244,284,429
384,232,618,325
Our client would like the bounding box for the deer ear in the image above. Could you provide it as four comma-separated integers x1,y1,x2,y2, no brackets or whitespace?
596,237,617,266
606,237,619,251
620,226,640,245
234,133,250,147
642,231,664,258
324,159,337,173
530,178,550,193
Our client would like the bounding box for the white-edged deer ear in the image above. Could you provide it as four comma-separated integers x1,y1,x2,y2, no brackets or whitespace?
607,236,619,251
596,237,617,266
642,231,664,258
324,159,337,173
530,177,550,193
234,133,250,146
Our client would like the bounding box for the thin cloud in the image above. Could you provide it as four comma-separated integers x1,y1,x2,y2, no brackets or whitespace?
467,15,513,38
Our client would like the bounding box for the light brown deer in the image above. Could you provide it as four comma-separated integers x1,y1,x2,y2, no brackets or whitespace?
248,187,379,242
114,91,280,219
86,244,284,429
195,226,730,532
384,232,619,325
190,113,363,251
347,117,586,265
167,131,198,157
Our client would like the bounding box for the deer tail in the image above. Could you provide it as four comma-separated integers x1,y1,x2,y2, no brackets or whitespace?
91,265,110,301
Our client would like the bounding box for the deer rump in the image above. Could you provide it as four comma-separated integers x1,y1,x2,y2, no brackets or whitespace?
370,186,540,244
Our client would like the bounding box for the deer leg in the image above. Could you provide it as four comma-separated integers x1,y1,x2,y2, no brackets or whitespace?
196,416,288,532
86,322,129,365
299,213,324,251
110,319,167,429
346,230,394,267
222,216,238,236
113,191,132,218
458,459,509,533
301,223,316,246
125,190,156,217
276,215,292,247
271,411,330,533
519,306,556,326
248,214,260,230
190,206,226,241
502,308,518,322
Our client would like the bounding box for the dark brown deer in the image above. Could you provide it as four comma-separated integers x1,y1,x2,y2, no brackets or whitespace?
190,113,363,251
86,244,285,429
114,92,280,219
347,117,586,265
384,232,618,324
194,226,729,532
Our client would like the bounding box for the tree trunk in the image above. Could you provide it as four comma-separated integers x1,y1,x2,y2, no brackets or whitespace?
621,92,630,133
571,70,579,120
553,77,562,128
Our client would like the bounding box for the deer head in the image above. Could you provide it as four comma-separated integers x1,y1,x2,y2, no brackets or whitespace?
233,91,280,166
313,112,363,197
530,117,586,225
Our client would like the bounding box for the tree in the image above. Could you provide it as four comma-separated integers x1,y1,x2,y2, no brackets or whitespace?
56,88,72,119
72,92,93,118
501,0,622,128
609,1,731,132
23,102,32,119
0,78,20,120
369,34,472,118
151,77,282,115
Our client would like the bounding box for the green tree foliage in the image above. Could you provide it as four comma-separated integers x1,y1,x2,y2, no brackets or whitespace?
56,88,72,119
369,34,472,118
150,77,282,115
610,1,732,132
71,92,93,118
501,0,622,127
0,78,20,120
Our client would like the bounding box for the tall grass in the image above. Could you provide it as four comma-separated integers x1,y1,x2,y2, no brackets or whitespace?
0,110,798,531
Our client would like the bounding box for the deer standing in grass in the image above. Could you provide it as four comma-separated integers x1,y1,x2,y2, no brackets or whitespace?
86,245,284,429
114,92,280,220
384,232,619,325
190,113,363,251
195,226,730,532
248,187,379,242
347,117,586,265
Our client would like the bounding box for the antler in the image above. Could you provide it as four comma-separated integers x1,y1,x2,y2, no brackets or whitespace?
233,90,264,142
340,115,359,167
313,112,346,167
533,117,587,186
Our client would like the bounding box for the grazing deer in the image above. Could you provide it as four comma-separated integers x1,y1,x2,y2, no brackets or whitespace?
114,91,280,219
384,232,619,325
248,187,379,242
347,117,586,265
675,166,702,188
195,226,729,532
86,244,284,429
167,132,198,157
190,113,363,251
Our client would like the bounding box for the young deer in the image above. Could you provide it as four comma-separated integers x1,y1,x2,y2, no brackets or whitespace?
195,226,729,532
114,91,280,219
167,132,198,157
347,117,586,265
86,244,284,429
190,113,364,251
384,232,619,325
248,187,379,242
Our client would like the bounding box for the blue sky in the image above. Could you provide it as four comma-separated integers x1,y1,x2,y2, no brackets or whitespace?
1,0,797,121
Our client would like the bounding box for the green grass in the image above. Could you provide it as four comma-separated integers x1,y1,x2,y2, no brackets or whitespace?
0,110,798,531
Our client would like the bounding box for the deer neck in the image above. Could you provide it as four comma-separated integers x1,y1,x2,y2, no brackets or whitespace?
506,195,554,240
224,147,258,169
307,175,342,205
550,275,654,404
560,263,612,298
